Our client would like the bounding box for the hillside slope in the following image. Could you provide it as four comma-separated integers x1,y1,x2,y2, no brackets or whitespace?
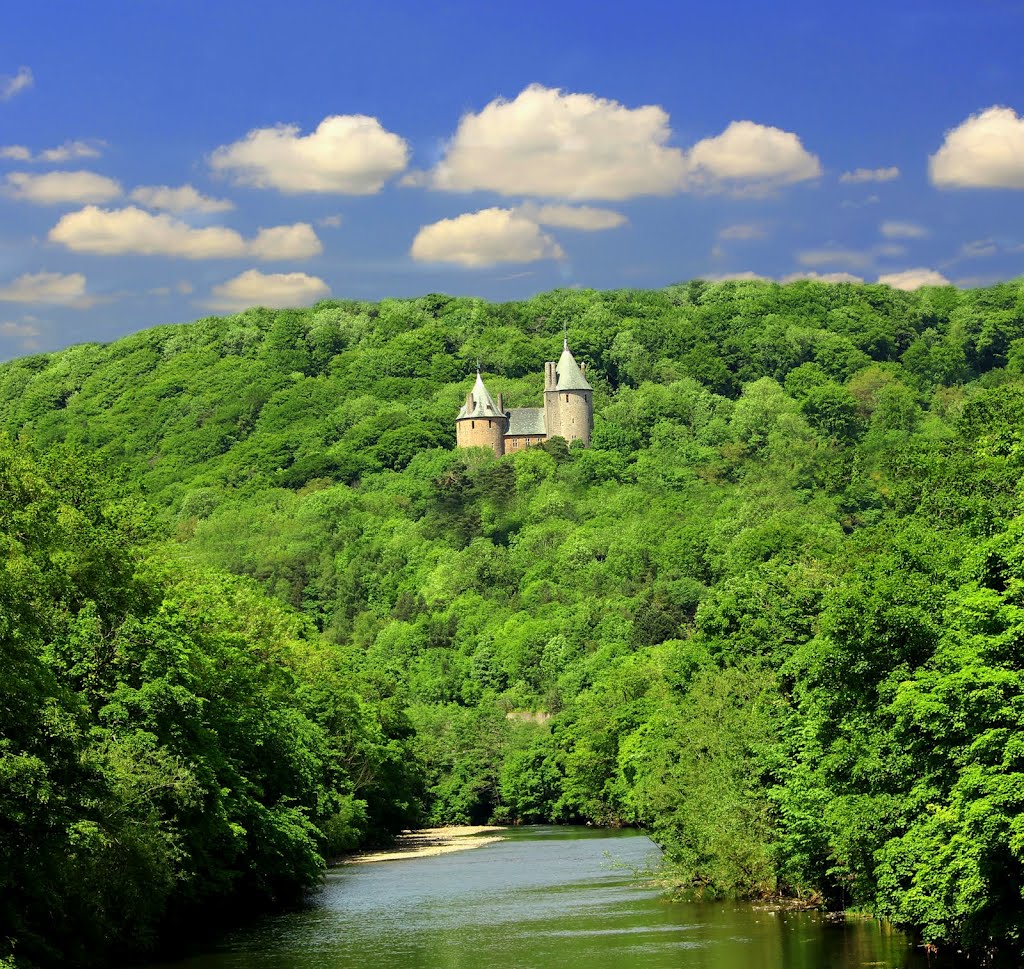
4,278,1024,959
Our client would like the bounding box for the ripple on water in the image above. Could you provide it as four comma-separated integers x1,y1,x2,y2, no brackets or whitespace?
149,828,929,969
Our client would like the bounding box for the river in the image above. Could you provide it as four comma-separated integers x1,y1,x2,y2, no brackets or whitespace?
147,826,929,969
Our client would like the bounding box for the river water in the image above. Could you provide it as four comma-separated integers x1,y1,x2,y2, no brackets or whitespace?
149,826,929,969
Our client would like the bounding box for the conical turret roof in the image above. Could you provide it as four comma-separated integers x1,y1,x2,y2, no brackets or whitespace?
555,341,592,391
457,371,505,419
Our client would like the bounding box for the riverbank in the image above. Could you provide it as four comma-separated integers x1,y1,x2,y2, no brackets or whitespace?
145,828,933,969
346,825,507,863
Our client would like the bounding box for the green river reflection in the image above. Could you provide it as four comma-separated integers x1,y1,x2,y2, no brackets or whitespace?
149,826,928,969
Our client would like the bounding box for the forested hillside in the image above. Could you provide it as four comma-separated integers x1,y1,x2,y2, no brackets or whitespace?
0,439,421,969
4,278,1024,964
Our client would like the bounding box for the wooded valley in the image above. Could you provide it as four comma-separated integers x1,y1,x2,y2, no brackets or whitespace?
3,278,1024,965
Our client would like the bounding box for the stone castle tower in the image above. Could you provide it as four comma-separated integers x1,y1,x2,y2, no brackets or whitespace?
455,340,593,455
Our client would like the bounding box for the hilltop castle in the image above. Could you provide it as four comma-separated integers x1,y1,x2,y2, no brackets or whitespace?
455,340,593,455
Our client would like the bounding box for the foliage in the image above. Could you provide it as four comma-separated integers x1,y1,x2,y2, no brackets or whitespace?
0,438,418,967
4,278,1024,961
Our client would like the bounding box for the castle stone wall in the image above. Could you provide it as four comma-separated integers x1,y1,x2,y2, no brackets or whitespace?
456,416,506,455
505,434,545,451
556,390,593,446
543,389,562,440
455,349,592,455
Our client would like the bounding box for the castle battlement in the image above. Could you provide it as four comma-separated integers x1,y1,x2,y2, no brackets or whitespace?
455,341,593,455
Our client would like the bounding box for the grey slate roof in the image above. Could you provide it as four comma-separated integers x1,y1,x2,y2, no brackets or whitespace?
556,345,592,391
505,407,546,437
457,372,504,419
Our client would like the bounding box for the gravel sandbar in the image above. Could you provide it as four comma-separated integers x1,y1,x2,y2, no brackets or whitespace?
346,825,507,864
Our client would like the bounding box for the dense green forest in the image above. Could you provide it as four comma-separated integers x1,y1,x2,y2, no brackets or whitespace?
3,278,1024,965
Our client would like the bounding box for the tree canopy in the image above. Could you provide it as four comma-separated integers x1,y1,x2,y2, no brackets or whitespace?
4,277,1024,963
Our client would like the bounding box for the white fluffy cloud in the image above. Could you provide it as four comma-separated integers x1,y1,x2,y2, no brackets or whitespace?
781,270,864,284
411,208,565,267
0,271,95,307
522,203,626,230
0,140,104,163
413,85,820,199
49,206,321,261
417,84,688,200
1,67,33,102
685,120,821,192
205,269,330,312
877,268,951,290
880,220,928,239
840,166,900,184
930,106,1024,189
5,171,122,204
51,206,245,257
248,223,322,260
130,184,234,213
210,115,409,194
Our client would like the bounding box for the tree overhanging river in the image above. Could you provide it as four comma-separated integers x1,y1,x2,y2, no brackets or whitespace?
142,827,930,969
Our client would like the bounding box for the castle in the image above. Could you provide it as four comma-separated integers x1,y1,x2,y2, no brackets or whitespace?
455,340,593,455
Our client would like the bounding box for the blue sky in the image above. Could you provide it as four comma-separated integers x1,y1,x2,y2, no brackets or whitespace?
2,0,1023,359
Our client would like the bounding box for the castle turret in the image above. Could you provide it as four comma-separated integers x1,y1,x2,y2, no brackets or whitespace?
455,371,508,455
550,340,593,446
543,359,561,440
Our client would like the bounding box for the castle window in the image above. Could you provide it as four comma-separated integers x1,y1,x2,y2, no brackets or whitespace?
471,420,475,428
565,395,569,402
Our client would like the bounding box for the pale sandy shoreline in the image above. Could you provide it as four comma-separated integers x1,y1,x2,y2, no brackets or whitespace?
345,825,507,864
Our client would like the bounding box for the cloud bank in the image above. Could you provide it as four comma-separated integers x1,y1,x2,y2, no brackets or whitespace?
930,106,1024,189
49,206,321,260
0,271,95,307
411,208,565,267
210,115,409,194
205,269,330,312
5,170,122,204
130,184,234,213
523,203,626,230
415,84,687,199
411,85,820,200
685,120,821,192
877,268,951,289
0,140,104,163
